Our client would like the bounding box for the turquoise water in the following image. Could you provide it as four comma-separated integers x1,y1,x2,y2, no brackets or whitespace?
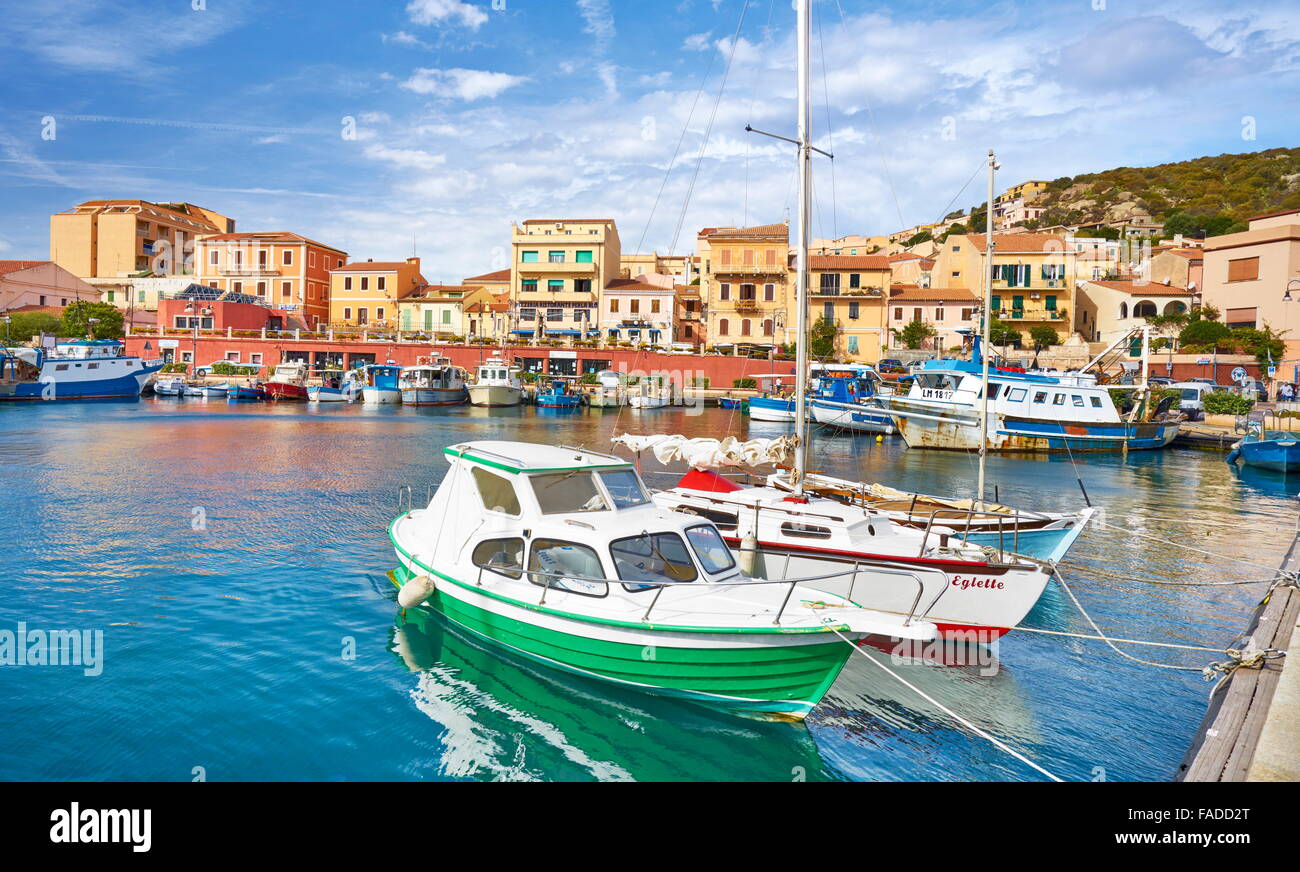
0,399,1292,781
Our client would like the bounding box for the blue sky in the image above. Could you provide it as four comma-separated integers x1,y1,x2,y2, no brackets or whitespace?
1,0,1297,279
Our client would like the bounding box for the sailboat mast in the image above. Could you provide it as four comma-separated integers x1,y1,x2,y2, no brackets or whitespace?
977,149,997,508
792,0,812,495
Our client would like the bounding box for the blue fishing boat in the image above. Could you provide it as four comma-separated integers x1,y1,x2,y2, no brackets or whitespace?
228,384,267,401
535,378,581,409
1227,424,1300,472
746,373,798,422
718,396,745,410
809,368,894,434
0,340,163,401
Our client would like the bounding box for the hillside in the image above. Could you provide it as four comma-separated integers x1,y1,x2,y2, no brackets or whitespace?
1031,147,1300,236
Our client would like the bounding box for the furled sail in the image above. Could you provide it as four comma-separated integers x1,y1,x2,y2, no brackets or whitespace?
612,433,794,469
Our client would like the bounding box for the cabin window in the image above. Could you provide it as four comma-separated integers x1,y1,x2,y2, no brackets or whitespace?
1072,395,1085,407
471,537,524,579
685,525,735,574
1090,396,1103,408
471,467,521,516
610,533,698,591
599,469,649,508
1033,392,1046,403
527,539,607,597
530,472,609,514
980,383,1001,400
779,522,832,540
1006,388,1027,402
1053,394,1065,405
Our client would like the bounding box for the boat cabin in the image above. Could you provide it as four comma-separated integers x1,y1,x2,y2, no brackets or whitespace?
905,359,1123,424
364,364,402,389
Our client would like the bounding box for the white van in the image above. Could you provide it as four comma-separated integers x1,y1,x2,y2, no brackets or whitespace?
1171,381,1223,421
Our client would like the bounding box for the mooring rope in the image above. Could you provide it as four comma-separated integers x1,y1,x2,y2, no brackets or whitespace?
1093,520,1286,575
827,625,1063,782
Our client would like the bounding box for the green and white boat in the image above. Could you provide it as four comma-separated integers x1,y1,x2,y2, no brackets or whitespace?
388,441,937,720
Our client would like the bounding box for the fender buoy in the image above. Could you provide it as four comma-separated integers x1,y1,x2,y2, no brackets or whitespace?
398,574,437,608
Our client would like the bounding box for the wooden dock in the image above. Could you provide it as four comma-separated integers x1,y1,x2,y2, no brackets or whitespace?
1177,523,1300,781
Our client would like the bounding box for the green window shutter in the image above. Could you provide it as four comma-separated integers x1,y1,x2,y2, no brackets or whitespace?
442,309,451,324
423,310,432,329
991,294,1001,309
521,251,538,263
575,250,593,263
1045,295,1057,310
548,279,564,291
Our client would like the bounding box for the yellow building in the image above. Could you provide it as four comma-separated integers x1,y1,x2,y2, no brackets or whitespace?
807,255,891,362
462,268,510,296
194,232,347,329
510,218,621,341
931,233,1075,340
395,284,493,338
699,223,790,347
997,180,1050,204
328,257,427,328
50,199,235,278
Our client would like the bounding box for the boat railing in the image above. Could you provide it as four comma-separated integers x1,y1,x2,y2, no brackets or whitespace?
915,506,1024,563
476,548,929,628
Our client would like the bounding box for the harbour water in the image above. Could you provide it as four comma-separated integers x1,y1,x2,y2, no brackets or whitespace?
1,400,1293,781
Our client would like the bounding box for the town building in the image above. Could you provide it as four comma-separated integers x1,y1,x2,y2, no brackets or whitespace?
887,285,979,354
50,200,234,278
193,232,347,329
1201,208,1300,356
1074,279,1194,345
0,260,103,314
699,223,790,348
509,218,621,342
808,255,891,363
887,252,935,287
674,285,704,348
1148,247,1204,294
328,257,427,329
600,278,675,347
463,292,511,342
461,268,510,297
394,284,494,338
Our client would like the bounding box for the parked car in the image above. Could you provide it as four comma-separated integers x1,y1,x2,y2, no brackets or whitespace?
1172,381,1228,421
1147,376,1175,387
1236,378,1269,402
877,359,908,376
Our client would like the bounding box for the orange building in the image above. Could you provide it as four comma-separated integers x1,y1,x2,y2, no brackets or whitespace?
193,232,347,329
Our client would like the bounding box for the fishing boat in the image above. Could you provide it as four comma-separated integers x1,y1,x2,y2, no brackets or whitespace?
264,362,310,401
195,384,228,398
228,383,267,401
536,378,581,409
401,359,469,406
467,357,523,407
1227,422,1300,472
808,368,894,434
362,363,403,404
0,340,163,401
152,376,188,397
746,374,799,422
718,396,746,411
876,332,1180,452
308,368,364,403
628,375,673,409
387,440,937,719
585,369,626,408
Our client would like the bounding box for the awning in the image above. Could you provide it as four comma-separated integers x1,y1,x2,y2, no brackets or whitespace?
511,328,535,334
547,330,581,336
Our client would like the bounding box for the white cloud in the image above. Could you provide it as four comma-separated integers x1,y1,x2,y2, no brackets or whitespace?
683,31,711,51
400,68,529,101
638,71,672,87
405,0,488,30
383,30,433,49
577,0,616,47
364,144,447,170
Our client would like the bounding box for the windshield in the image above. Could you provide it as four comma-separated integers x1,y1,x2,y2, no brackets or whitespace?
685,525,736,574
610,533,698,589
529,471,609,514
599,469,649,508
1180,388,1202,401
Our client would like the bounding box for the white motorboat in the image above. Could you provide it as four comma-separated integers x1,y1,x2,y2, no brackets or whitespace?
467,357,523,407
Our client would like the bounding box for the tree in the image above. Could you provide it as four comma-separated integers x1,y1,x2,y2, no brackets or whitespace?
1029,325,1060,349
4,311,61,343
808,315,838,359
988,319,1021,347
903,230,933,247
59,301,124,339
1178,319,1230,349
899,319,936,349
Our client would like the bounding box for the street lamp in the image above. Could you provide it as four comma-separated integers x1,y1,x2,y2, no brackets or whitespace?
86,317,101,340
1284,279,1300,303
2,314,10,346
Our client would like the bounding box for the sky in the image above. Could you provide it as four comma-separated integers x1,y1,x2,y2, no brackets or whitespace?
0,0,1297,280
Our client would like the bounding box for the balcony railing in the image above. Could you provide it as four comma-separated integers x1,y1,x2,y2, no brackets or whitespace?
993,308,1069,321
733,298,761,313
218,265,280,277
713,263,785,276
517,261,597,274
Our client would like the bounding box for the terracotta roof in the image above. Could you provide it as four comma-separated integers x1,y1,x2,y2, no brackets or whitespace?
462,268,510,283
889,285,978,302
963,233,1069,253
1085,280,1192,297
806,255,891,271
334,261,410,271
521,218,615,225
197,232,346,254
3,304,65,315
0,260,51,276
68,200,224,231
604,278,674,293
701,223,788,239
401,284,480,300
1247,207,1300,223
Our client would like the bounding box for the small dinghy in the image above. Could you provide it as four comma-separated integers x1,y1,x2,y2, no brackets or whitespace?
1227,420,1300,472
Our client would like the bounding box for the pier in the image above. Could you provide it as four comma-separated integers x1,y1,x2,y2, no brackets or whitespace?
1178,524,1300,781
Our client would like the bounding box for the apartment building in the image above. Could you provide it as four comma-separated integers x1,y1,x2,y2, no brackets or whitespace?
462,268,510,296
931,233,1075,339
600,278,675,347
509,218,621,341
1148,247,1204,293
887,286,979,353
807,255,891,363
888,252,935,287
674,285,704,348
1201,208,1300,355
1074,279,1194,345
329,257,427,328
463,292,511,342
395,285,494,337
50,200,234,278
193,232,346,329
0,261,103,313
699,223,790,347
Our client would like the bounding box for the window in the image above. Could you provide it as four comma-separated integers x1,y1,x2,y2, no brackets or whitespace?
472,467,521,515
780,522,832,539
283,250,293,266
251,353,263,365
521,279,538,293
847,336,859,354
530,472,608,513
961,308,973,321
528,539,607,597
377,307,385,321
718,318,729,336
824,302,834,322
1227,257,1260,282
520,308,536,321
935,307,944,322
1072,395,1085,407
471,537,524,579
344,277,353,290
377,277,386,291
575,250,593,263
740,283,755,300
282,281,291,298
257,250,268,267
630,299,640,314
610,533,697,590
650,299,660,314
574,278,592,294
685,525,735,574
849,273,861,289
344,307,352,320
1053,393,1065,405
548,251,565,263
762,319,774,336
257,281,267,296
360,277,369,291
1007,388,1027,401
1090,396,1103,408
894,307,903,320
548,279,564,292
764,283,775,301
719,283,730,301
358,307,368,325
546,308,562,322
209,250,219,265
521,251,539,263
913,308,922,322
599,470,649,508
741,319,752,336
610,299,619,313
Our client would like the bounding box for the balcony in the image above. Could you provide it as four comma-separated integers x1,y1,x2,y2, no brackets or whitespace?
218,265,280,277
712,263,785,276
993,308,1069,322
733,298,761,313
517,261,597,274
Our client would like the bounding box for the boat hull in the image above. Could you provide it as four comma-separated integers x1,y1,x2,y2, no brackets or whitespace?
402,387,468,406
468,384,522,407
389,562,851,719
747,396,797,422
890,401,1179,452
718,398,745,410
363,386,402,404
629,395,669,409
264,382,308,401
537,395,581,408
0,364,161,401
1234,439,1300,471
308,386,348,403
810,399,894,434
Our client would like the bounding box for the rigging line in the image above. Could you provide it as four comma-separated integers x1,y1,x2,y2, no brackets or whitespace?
1010,624,1229,654
743,0,779,229
829,626,1063,782
1092,520,1286,575
829,0,906,232
932,158,986,231
669,0,754,256
814,0,837,241
633,27,722,261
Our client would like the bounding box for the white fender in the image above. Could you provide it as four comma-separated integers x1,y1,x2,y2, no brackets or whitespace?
398,574,437,609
